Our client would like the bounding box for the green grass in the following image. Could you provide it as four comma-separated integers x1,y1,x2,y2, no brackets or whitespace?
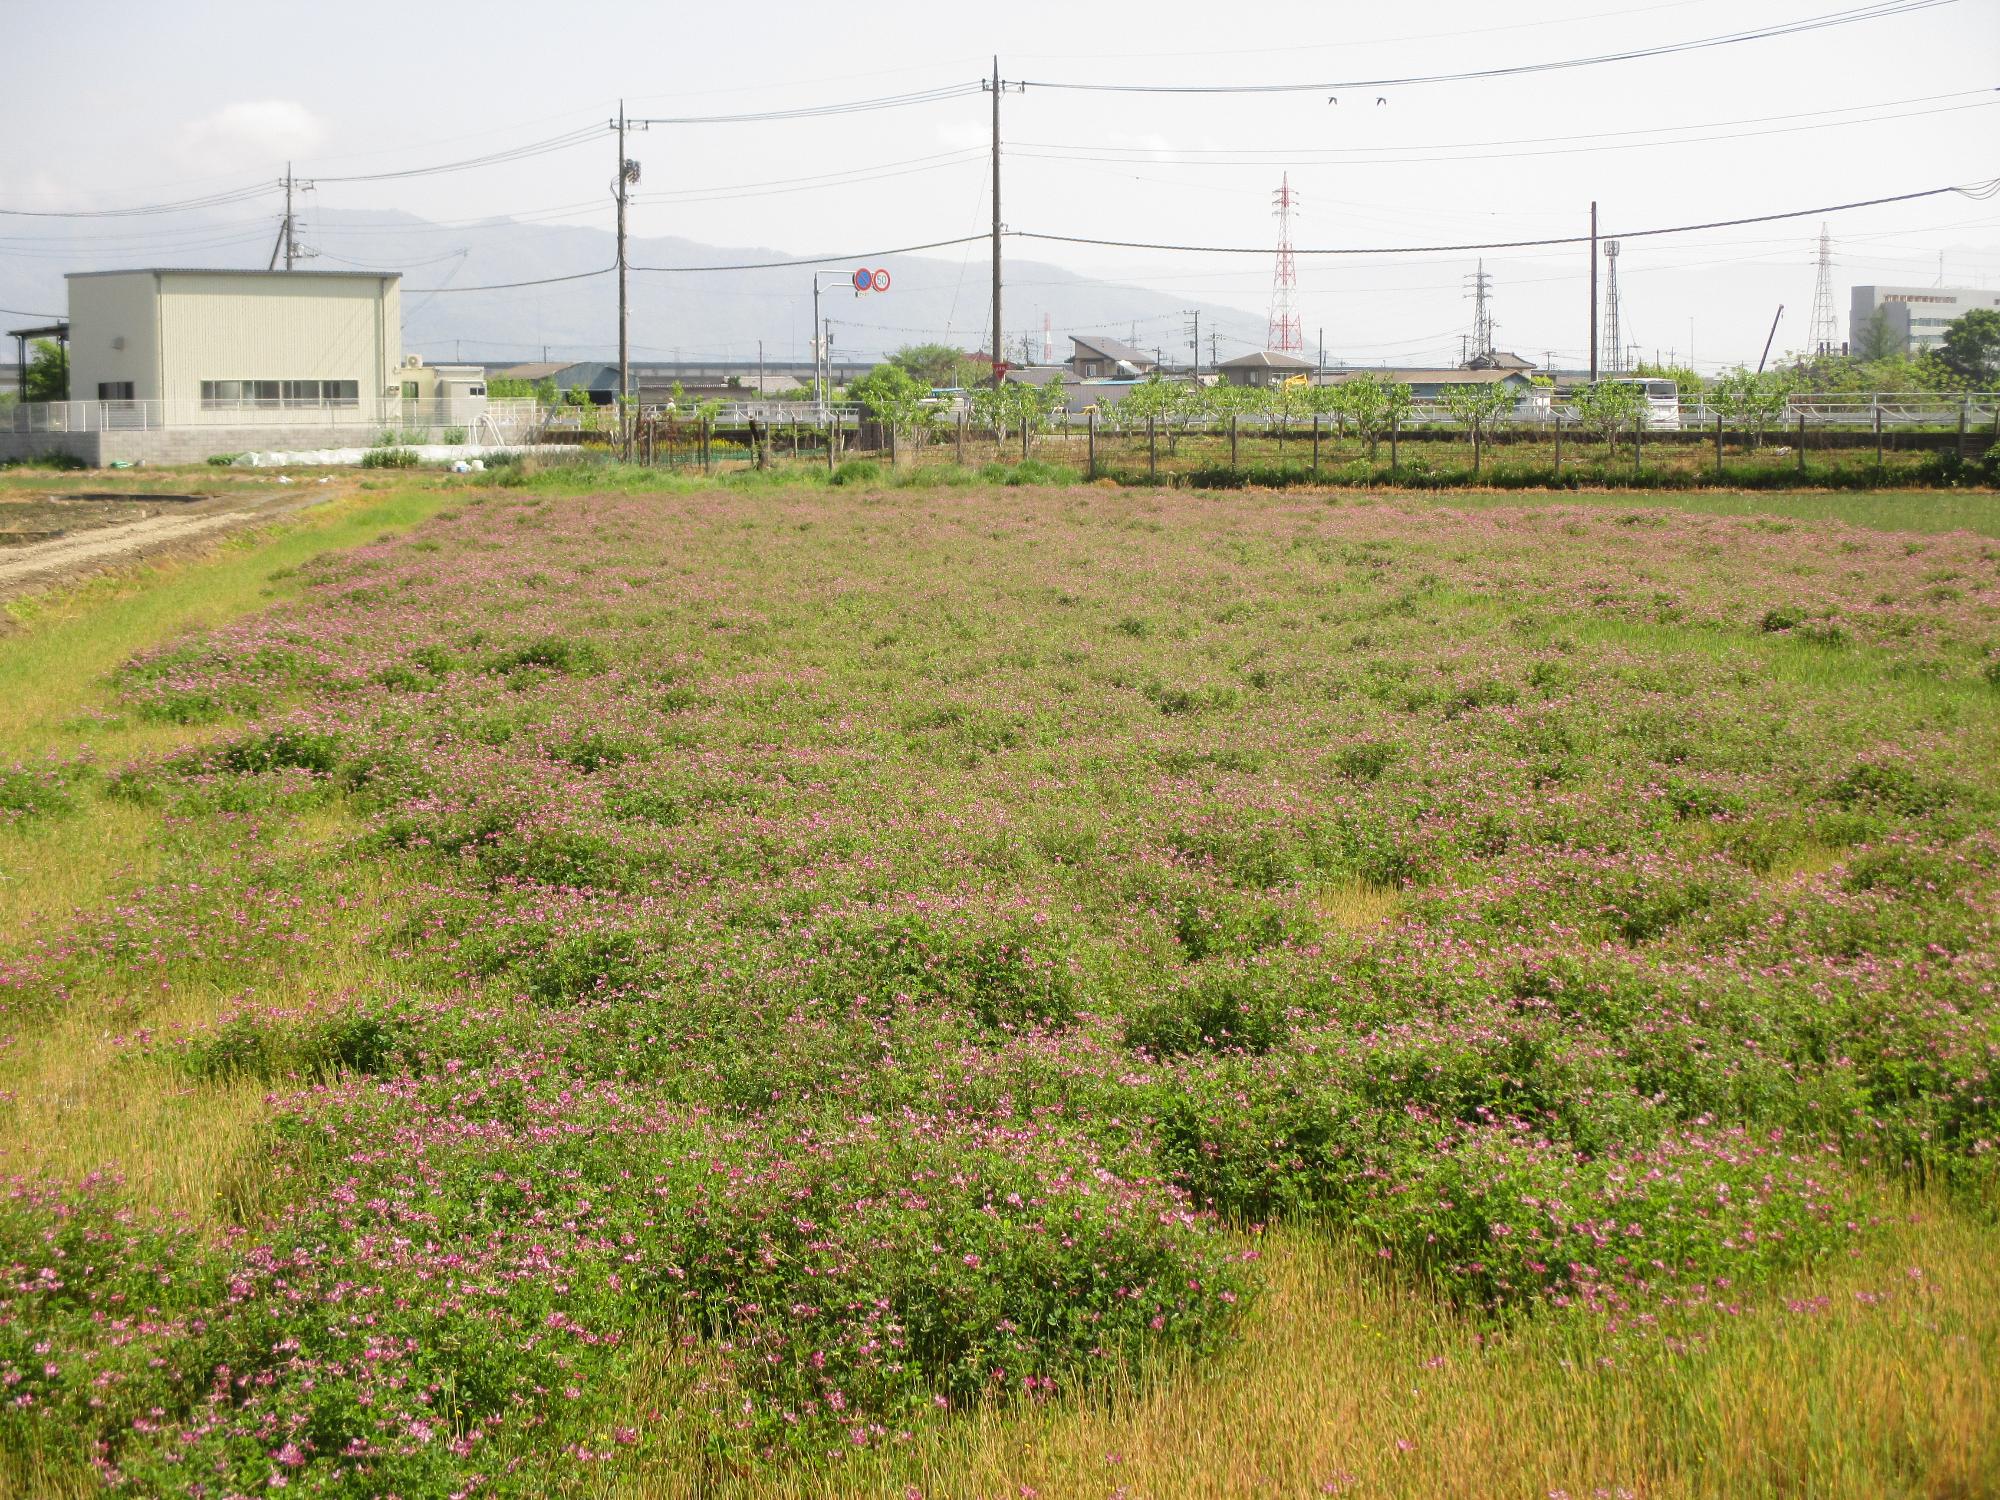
0,473,1994,1499
1423,486,2000,538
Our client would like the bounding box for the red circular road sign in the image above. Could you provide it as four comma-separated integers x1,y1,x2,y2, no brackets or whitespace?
871,268,891,292
852,268,873,292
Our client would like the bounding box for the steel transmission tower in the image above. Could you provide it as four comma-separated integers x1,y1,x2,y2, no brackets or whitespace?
1599,240,1625,375
1267,174,1303,354
1808,223,1840,357
1464,259,1495,364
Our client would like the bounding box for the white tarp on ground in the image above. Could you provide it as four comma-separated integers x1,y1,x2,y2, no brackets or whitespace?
231,444,573,468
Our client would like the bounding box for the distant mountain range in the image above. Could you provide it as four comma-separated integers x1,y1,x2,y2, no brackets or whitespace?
1,207,1268,370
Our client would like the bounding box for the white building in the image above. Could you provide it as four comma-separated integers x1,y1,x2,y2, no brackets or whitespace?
2,267,515,466
1849,285,2000,358
69,268,403,412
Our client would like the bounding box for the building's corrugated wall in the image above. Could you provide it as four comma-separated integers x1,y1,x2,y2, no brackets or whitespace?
154,274,398,405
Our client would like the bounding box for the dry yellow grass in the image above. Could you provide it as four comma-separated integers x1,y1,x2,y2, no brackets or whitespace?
1312,879,1403,931
589,1211,1996,1500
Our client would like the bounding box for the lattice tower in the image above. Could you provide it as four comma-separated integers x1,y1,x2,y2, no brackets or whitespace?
1267,174,1303,354
1599,240,1625,375
1808,223,1840,357
1465,259,1495,364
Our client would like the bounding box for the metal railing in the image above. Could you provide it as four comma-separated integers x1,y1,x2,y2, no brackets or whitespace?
3,396,539,437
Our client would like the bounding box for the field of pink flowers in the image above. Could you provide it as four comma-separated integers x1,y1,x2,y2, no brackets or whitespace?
1,481,1997,1496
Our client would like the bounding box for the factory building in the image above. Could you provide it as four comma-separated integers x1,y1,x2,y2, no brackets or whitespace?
67,268,402,412
1849,285,2000,358
2,268,514,466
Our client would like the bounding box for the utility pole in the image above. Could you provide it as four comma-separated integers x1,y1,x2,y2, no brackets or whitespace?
1186,310,1200,382
608,102,649,455
984,59,1020,388
269,164,312,271
613,102,632,454
1317,326,1324,379
1588,201,1599,384
757,339,764,399
989,57,1002,386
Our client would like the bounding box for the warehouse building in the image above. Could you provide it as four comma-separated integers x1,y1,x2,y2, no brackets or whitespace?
69,268,402,412
3,268,503,466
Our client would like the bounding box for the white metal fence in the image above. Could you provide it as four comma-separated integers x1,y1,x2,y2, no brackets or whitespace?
3,396,539,438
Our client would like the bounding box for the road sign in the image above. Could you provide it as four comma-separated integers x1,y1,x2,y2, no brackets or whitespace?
871,268,891,292
853,268,873,292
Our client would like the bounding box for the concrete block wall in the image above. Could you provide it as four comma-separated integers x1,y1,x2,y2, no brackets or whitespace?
3,424,391,467
0,431,105,466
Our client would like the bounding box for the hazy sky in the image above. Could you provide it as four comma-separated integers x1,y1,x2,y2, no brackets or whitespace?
3,0,1997,369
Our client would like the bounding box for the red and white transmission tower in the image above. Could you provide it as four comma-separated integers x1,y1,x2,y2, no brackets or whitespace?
1267,173,1303,354
1041,311,1054,363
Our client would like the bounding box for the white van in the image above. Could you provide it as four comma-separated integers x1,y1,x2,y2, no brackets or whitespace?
1604,377,1683,431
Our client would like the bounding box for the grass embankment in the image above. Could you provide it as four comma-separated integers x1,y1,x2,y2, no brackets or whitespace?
0,474,1995,1498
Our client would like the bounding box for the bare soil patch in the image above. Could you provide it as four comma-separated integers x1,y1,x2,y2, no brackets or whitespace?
0,480,347,601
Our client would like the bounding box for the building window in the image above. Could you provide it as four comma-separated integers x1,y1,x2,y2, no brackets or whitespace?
97,382,135,401
202,379,360,409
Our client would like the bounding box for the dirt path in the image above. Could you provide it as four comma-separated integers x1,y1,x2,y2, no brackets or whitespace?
0,485,338,602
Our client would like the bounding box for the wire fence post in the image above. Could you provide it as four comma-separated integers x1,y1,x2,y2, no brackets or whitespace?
826,417,836,477
1714,413,1723,477
1797,413,1807,476
1311,413,1320,478
1552,412,1561,479
1875,401,1884,475
1390,412,1400,473
1148,415,1158,483
956,409,967,466
1631,415,1641,478
1087,410,1098,479
1229,414,1239,471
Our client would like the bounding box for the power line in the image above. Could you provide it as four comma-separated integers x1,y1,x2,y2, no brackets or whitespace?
1017,1,1956,93
1012,180,1999,256
0,183,277,219
407,265,615,294
312,126,605,183
628,82,984,126
630,234,989,274
1008,91,2000,168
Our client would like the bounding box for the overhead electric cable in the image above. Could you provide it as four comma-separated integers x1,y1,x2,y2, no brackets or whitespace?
1013,180,1998,256
632,83,983,126
313,126,604,183
1019,1,1956,93
0,183,277,218
406,265,615,293
1008,89,1999,166
631,234,989,273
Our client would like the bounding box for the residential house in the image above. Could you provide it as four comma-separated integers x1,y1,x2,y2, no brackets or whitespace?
1216,350,1316,388
1068,335,1157,381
